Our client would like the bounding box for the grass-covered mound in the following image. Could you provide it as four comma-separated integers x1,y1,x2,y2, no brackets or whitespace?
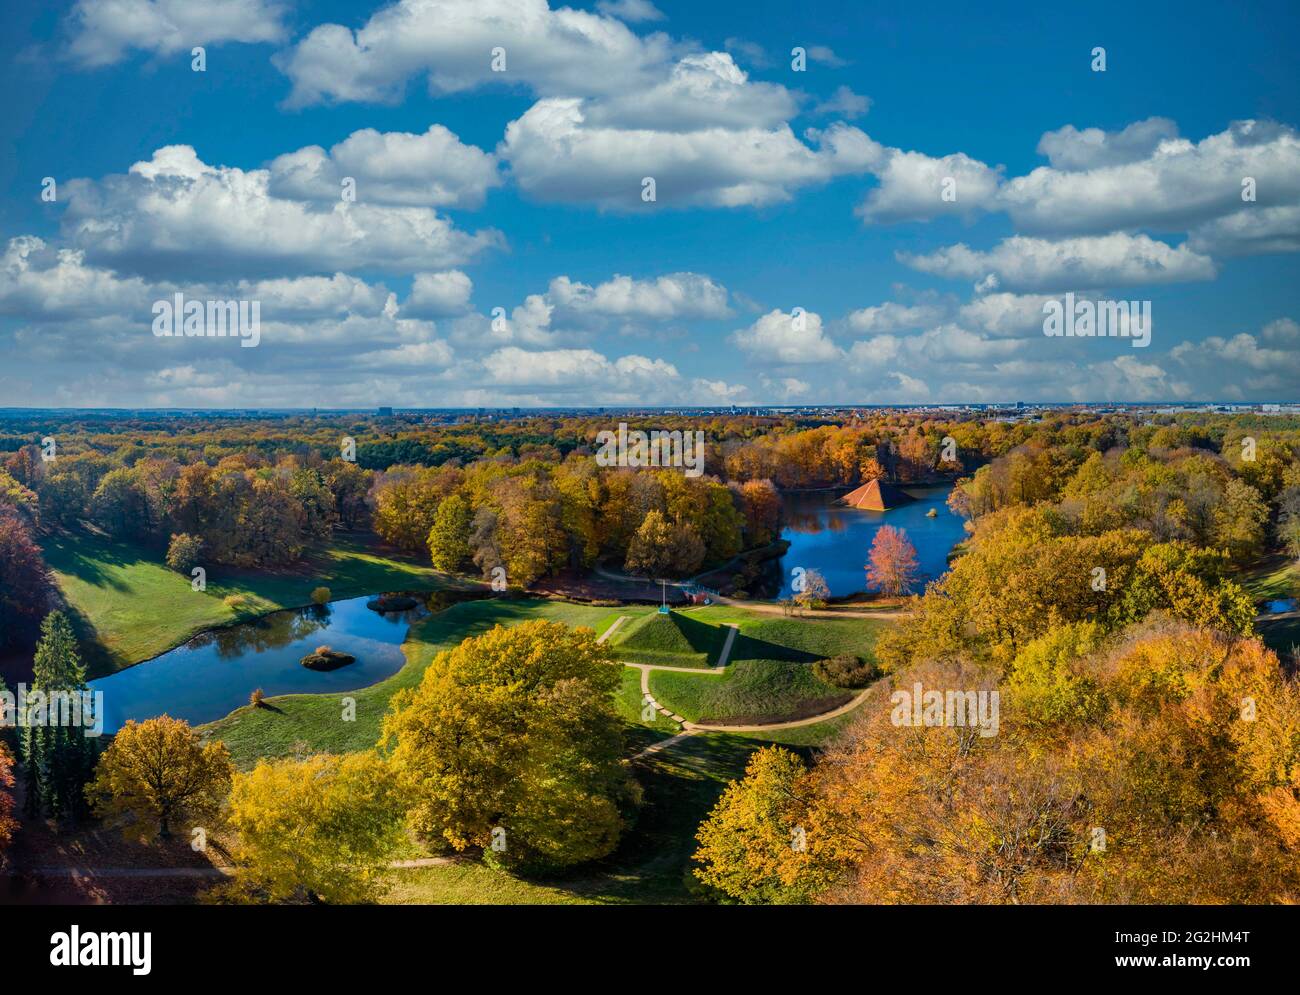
648,660,851,726
610,610,724,667
724,614,884,663
641,606,889,725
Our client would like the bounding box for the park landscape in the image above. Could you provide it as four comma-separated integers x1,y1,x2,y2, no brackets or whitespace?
1,407,1299,905
2,0,1298,929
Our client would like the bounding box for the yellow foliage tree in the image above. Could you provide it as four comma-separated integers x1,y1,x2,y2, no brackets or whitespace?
382,619,634,871
221,751,406,904
693,747,830,904
86,715,232,841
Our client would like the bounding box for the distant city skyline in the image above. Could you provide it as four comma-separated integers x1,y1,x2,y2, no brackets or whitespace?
2,0,1298,407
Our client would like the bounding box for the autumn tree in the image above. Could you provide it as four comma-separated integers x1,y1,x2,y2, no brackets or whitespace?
86,715,233,840
0,467,41,529
625,509,705,577
383,620,634,871
38,471,88,528
485,474,568,585
858,456,885,483
1280,486,1300,560
1211,478,1269,563
552,458,602,569
371,465,461,551
1115,541,1255,635
0,742,16,858
165,533,204,574
171,461,216,535
289,465,337,540
866,524,919,596
89,467,148,539
325,460,372,530
693,747,827,904
794,568,830,613
733,479,782,547
784,624,1300,905
426,493,472,572
0,510,50,647
221,752,406,904
236,476,306,565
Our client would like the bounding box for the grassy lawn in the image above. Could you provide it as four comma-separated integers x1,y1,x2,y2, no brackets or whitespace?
691,607,887,662
202,598,625,768
42,531,468,678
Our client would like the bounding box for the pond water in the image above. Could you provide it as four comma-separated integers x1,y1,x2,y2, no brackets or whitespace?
88,595,423,733
774,485,968,599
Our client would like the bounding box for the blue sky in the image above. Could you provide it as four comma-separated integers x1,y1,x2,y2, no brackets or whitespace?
2,0,1298,407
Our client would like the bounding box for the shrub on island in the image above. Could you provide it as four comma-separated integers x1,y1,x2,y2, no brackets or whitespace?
301,645,356,671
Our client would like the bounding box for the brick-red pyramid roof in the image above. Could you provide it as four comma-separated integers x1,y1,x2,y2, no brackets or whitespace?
839,478,915,510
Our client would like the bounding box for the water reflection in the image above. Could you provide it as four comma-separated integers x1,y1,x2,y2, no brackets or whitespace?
188,604,332,659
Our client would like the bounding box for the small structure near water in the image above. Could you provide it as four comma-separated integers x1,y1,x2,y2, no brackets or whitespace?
838,478,916,511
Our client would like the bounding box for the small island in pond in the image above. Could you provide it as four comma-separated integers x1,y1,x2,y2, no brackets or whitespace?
300,646,356,671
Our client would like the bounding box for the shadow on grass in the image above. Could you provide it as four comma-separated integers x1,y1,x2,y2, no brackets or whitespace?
41,533,149,594
727,631,820,665
58,600,115,676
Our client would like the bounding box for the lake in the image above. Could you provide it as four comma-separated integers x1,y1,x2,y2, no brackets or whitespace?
88,595,423,733
774,485,968,599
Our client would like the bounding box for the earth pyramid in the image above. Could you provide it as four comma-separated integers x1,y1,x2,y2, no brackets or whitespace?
838,478,915,511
